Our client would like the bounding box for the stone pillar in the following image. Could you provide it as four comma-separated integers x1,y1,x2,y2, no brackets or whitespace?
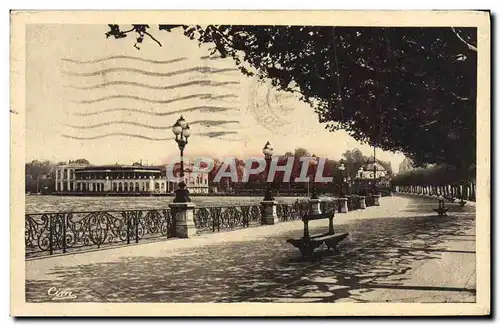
358,196,366,209
67,169,71,193
337,197,348,213
309,198,321,215
373,194,381,206
261,200,278,225
149,177,154,192
169,202,197,238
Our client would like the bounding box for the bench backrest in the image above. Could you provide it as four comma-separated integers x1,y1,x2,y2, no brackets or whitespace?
302,212,335,239
302,212,333,222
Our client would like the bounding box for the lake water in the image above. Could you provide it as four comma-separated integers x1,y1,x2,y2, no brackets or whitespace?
24,195,329,214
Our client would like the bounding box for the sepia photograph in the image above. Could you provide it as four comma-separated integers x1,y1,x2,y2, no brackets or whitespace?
10,10,490,316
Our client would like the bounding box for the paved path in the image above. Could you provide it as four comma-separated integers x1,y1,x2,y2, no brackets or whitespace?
25,195,476,303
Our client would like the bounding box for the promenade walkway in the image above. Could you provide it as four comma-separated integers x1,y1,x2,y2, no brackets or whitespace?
25,195,476,303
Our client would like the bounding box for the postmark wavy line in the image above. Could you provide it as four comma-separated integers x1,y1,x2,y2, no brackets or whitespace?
200,55,223,60
62,131,240,141
67,80,240,90
198,131,239,138
62,67,239,77
61,56,187,65
73,106,236,117
191,120,240,127
73,94,238,105
62,133,174,141
64,120,241,130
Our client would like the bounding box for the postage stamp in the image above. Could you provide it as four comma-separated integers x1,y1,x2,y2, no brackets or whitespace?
11,10,490,317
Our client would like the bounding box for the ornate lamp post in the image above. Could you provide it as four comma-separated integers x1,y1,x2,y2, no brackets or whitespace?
338,162,346,197
262,141,274,201
372,147,378,195
356,166,367,209
310,155,319,200
172,115,191,203
357,166,364,194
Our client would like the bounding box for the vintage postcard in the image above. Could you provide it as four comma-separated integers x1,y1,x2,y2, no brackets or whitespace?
11,10,490,316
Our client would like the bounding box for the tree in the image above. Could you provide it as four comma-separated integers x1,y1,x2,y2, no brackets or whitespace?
106,25,477,169
73,158,90,164
293,148,310,158
391,163,475,187
341,148,366,180
25,160,57,193
398,157,415,174
377,160,393,176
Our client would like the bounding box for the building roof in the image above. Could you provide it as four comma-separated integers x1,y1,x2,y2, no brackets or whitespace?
58,162,90,168
74,165,161,172
363,162,386,171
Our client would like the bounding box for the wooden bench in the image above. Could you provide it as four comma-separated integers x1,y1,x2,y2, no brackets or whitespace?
286,211,349,257
434,207,449,216
434,198,449,216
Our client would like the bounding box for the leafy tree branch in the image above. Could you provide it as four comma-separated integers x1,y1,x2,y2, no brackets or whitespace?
104,24,477,170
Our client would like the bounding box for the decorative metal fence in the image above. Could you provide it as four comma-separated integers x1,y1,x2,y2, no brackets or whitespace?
347,195,358,212
365,195,375,207
25,209,174,258
276,201,311,222
379,190,393,197
25,199,350,258
320,200,337,215
193,205,262,233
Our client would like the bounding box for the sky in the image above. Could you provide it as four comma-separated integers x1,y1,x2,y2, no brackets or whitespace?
25,24,406,169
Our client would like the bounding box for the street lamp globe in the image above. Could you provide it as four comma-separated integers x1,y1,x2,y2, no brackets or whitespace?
262,141,273,157
178,115,187,129
311,154,318,166
183,124,191,138
172,121,182,136
172,115,191,203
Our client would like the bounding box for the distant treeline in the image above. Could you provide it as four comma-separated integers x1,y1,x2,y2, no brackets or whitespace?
391,164,476,186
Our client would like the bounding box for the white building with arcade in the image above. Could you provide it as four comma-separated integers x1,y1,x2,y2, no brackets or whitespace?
54,163,209,195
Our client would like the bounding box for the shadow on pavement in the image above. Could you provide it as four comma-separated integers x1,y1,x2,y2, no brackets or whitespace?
26,205,475,303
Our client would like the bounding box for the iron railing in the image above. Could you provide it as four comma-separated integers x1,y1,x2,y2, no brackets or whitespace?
277,201,311,222
194,205,262,233
319,200,337,215
365,195,375,207
25,199,346,258
348,196,355,210
25,208,174,258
